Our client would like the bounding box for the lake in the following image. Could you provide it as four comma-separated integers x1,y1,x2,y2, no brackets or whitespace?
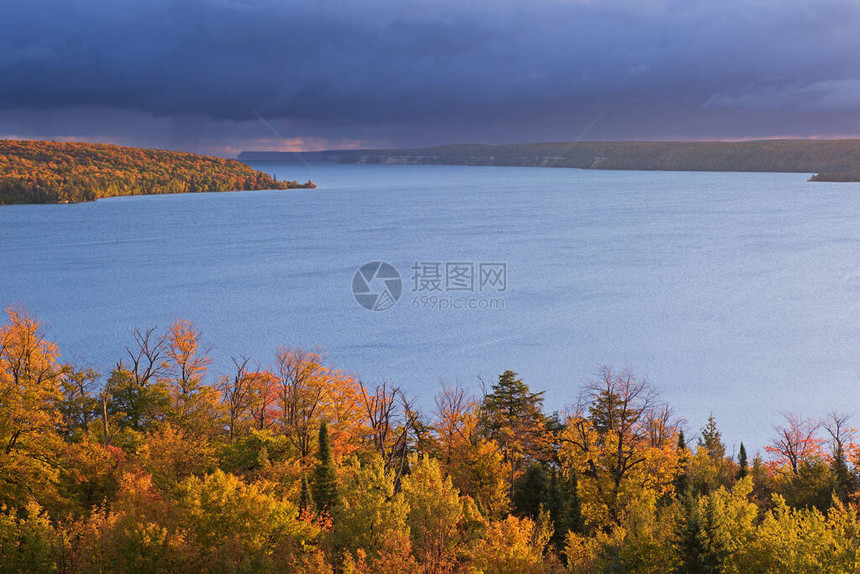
2,162,860,451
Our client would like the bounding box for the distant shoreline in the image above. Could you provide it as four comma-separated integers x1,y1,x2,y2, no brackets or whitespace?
239,140,860,182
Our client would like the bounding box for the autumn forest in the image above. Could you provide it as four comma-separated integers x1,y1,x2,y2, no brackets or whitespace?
0,140,314,205
0,307,859,573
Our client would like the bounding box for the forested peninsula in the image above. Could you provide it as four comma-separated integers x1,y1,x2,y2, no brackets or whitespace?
0,140,315,205
241,140,860,181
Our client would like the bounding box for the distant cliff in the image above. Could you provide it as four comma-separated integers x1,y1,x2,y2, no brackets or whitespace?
240,140,860,181
0,140,315,205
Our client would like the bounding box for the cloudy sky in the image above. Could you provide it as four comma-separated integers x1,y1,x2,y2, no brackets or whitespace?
2,0,860,156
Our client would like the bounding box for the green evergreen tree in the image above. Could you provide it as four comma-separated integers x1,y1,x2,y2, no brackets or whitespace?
674,429,689,495
479,370,547,496
547,469,580,548
832,453,855,502
312,420,338,512
299,474,314,514
479,370,546,440
698,414,725,460
828,434,856,503
512,464,549,517
513,465,582,549
782,459,837,511
566,470,584,535
675,493,705,574
749,455,772,508
737,442,748,479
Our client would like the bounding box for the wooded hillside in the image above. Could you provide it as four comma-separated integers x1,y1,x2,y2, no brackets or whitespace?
241,139,860,180
0,140,314,205
3,307,860,572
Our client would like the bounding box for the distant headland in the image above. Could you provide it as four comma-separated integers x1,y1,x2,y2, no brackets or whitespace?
239,140,860,182
0,140,315,205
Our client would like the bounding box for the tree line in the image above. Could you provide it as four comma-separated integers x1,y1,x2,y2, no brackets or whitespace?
1,306,860,573
0,140,315,205
286,139,860,181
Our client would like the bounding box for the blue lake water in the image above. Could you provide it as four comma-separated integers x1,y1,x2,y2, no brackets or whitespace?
2,162,860,451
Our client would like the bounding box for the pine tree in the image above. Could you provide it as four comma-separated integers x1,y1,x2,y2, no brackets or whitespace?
312,419,338,512
479,370,545,438
737,442,748,479
567,471,584,535
545,469,579,548
299,474,314,514
698,414,725,460
479,370,548,497
675,493,705,574
678,429,687,451
512,464,549,518
832,450,854,502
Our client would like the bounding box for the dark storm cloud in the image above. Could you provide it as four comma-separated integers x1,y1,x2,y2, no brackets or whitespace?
2,0,860,151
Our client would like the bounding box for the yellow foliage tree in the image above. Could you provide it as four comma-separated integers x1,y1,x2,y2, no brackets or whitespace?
334,456,412,565
559,367,681,529
0,307,64,508
165,320,221,441
469,512,552,574
400,454,464,571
